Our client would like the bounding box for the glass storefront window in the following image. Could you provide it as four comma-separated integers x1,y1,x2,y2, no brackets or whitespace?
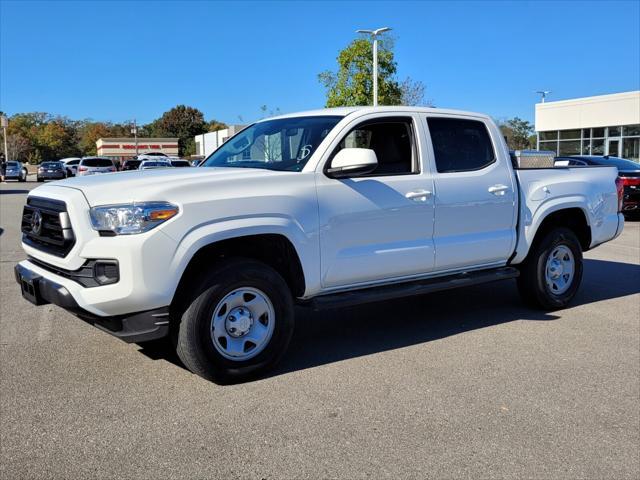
582,140,591,154
608,126,621,137
623,124,640,137
559,141,581,155
582,128,591,138
559,129,581,140
623,137,639,162
592,139,605,155
539,131,558,141
540,141,557,154
592,128,605,138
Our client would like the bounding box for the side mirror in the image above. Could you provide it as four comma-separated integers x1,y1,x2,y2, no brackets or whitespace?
327,148,378,178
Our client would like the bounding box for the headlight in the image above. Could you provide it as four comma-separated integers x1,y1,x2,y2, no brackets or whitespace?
89,202,179,235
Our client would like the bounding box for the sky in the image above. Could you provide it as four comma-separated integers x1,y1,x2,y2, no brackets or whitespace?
1,0,639,125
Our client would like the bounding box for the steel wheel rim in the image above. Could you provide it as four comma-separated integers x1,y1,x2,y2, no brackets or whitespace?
210,287,276,361
545,245,575,295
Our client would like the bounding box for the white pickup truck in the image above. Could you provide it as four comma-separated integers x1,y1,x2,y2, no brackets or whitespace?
15,107,624,383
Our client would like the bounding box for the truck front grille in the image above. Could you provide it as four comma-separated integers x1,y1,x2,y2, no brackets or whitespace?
21,197,76,257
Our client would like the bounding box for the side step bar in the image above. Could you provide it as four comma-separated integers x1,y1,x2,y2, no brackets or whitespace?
308,267,520,311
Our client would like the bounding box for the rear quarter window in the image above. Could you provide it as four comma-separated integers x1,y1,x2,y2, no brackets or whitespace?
427,117,496,173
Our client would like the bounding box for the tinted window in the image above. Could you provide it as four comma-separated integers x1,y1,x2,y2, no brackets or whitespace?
171,160,191,167
124,160,141,167
142,161,170,167
333,119,416,175
428,118,495,173
82,158,113,167
67,159,80,165
7,162,18,167
41,162,63,168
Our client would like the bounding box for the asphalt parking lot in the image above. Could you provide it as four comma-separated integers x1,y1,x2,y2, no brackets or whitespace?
1,180,638,480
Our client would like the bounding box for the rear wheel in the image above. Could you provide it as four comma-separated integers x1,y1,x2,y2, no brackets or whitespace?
175,258,294,384
36,176,43,182
517,227,583,310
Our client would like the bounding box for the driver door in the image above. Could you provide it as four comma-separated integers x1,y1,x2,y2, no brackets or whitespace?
315,114,435,289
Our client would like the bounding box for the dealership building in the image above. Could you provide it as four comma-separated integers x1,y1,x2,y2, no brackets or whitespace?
194,125,246,158
535,91,640,162
96,137,179,162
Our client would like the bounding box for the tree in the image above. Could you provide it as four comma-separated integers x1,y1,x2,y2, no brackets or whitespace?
208,119,228,132
78,122,112,155
318,37,430,107
498,117,535,150
145,105,208,156
4,133,31,161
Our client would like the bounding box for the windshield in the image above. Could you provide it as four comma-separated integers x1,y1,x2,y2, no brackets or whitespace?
142,161,170,167
171,160,191,167
202,116,342,172
7,162,18,167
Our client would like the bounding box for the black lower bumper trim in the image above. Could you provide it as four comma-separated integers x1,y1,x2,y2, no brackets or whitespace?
15,263,169,343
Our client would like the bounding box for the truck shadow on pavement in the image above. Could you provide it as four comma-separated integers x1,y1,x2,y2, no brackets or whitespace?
136,258,639,378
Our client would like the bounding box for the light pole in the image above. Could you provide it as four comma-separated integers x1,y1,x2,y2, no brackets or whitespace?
131,119,139,156
1,114,8,161
535,90,551,103
356,27,392,106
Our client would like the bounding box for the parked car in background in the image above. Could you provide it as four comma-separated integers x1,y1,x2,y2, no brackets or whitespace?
122,159,142,171
4,161,28,182
60,157,82,177
37,161,67,182
555,155,640,218
191,159,202,167
139,159,172,170
77,157,116,176
170,158,191,167
138,152,169,161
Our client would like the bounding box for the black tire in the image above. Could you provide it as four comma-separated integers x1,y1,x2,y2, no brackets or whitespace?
175,258,294,384
517,227,583,310
19,173,26,182
37,176,43,182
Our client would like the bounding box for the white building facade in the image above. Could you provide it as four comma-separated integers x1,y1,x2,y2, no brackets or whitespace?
535,91,640,162
194,125,246,158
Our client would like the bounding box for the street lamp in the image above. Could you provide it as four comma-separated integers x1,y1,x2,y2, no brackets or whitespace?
535,90,551,103
356,27,392,106
1,114,8,161
130,120,139,156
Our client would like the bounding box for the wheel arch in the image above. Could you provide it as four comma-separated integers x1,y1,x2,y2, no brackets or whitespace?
170,233,307,316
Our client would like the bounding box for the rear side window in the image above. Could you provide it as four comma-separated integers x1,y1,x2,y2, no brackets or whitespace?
428,118,496,173
82,159,113,167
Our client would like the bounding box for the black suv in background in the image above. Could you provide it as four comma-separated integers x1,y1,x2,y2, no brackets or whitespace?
555,155,640,218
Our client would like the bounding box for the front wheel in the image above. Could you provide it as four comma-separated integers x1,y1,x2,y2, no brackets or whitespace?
36,176,43,182
175,258,295,384
517,227,583,310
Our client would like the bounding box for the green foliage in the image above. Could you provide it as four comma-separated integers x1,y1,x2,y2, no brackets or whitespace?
1,106,223,160
145,105,208,155
318,37,428,107
498,117,535,150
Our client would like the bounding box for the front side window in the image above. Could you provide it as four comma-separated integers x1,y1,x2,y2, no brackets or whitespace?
330,118,417,176
202,116,342,172
428,118,496,173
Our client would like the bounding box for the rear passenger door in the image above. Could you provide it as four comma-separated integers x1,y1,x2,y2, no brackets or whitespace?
423,115,517,271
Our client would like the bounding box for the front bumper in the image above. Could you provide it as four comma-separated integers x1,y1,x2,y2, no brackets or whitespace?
15,263,170,343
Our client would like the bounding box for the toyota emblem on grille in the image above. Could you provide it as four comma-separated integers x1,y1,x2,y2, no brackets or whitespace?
31,209,43,236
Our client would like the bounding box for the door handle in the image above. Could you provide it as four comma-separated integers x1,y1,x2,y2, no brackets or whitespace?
488,184,510,196
405,189,432,201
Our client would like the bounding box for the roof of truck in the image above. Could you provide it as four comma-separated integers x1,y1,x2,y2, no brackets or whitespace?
268,106,489,121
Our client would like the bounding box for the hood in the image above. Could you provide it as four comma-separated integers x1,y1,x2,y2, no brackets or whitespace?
45,167,284,206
